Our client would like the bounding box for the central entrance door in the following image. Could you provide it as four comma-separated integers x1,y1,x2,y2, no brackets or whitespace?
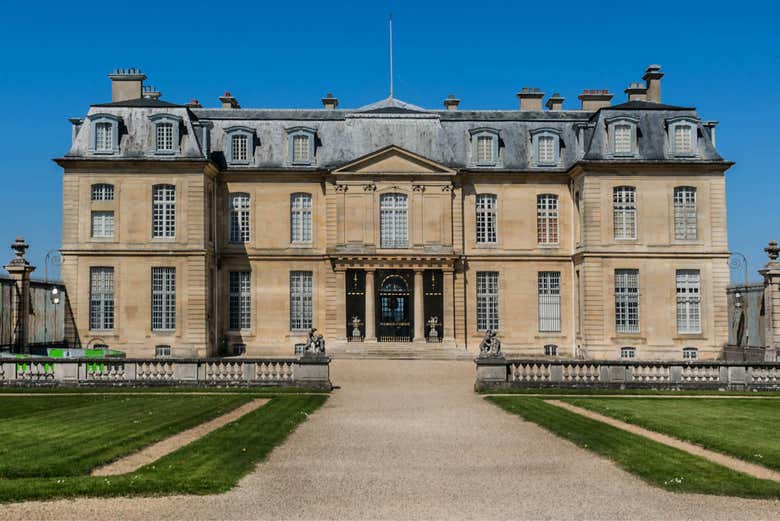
376,270,412,342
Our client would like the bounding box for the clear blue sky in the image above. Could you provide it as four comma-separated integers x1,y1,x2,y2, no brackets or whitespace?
1,0,777,281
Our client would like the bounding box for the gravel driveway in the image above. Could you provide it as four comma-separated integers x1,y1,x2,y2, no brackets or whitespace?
5,360,779,520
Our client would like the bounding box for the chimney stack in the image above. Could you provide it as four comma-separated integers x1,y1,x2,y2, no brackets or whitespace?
443,94,460,111
578,89,613,110
624,82,647,102
517,87,545,110
642,64,664,103
219,91,240,109
321,92,339,110
545,93,565,111
142,85,161,101
108,67,146,102
185,99,202,108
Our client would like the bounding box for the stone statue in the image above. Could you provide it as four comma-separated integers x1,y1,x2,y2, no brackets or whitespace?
478,329,502,358
303,327,326,355
427,316,439,339
351,316,363,339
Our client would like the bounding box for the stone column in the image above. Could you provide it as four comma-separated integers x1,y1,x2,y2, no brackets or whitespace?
364,269,376,342
760,240,780,356
443,269,455,342
4,237,36,354
335,269,347,341
414,270,425,342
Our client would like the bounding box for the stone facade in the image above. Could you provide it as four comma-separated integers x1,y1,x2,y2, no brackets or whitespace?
56,65,732,360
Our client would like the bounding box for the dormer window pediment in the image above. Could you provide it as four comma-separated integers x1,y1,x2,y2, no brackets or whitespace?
87,113,121,155
469,128,499,167
666,116,699,157
530,128,562,166
605,116,639,157
287,127,316,166
149,114,182,155
225,126,255,166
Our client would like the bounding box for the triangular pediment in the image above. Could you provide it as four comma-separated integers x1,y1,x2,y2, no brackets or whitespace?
333,145,455,175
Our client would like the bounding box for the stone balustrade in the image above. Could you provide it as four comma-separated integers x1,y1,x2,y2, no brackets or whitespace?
0,356,331,389
475,358,780,391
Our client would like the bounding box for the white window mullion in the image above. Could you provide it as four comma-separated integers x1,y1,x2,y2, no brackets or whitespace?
538,272,561,332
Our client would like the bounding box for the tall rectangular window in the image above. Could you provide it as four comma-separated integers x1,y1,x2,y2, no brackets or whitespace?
476,271,499,331
91,211,114,238
228,271,251,330
290,271,313,331
151,267,176,331
231,134,248,162
156,122,174,152
673,125,693,155
94,122,113,152
537,135,555,164
475,194,497,245
291,193,313,243
676,270,701,334
152,184,176,238
537,194,559,245
538,272,561,332
476,136,493,164
674,187,697,240
89,267,114,330
613,124,632,155
380,193,408,248
292,135,310,163
615,269,639,333
613,186,637,240
229,193,250,243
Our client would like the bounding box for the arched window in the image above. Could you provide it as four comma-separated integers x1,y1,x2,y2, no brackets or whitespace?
380,193,408,248
229,193,250,243
225,126,254,165
530,128,562,166
88,113,121,155
613,186,637,240
290,193,312,243
537,194,559,245
469,128,499,166
152,184,176,238
667,117,698,157
673,186,697,240
91,184,114,201
287,127,316,165
606,116,639,157
475,194,497,245
150,114,182,155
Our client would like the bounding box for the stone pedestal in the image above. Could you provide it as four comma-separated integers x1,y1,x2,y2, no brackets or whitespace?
759,241,780,353
296,354,332,390
3,237,36,354
474,356,508,390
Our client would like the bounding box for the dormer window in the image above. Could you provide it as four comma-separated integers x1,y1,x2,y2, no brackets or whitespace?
667,117,698,157
530,128,561,166
150,114,182,155
606,116,639,157
469,128,499,166
225,126,254,165
88,114,120,155
287,128,316,165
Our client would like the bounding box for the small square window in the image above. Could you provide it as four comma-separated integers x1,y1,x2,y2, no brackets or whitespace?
155,345,171,358
544,344,558,356
232,343,247,356
620,347,636,359
683,347,698,360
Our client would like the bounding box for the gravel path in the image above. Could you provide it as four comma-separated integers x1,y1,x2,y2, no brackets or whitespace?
5,360,779,520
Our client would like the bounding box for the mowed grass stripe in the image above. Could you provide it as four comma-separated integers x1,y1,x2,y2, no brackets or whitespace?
0,395,253,478
0,395,327,503
487,396,780,499
563,398,780,472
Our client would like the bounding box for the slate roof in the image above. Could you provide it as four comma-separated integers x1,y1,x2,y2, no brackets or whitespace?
91,97,183,108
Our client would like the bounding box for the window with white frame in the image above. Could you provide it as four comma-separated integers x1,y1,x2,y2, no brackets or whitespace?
151,267,176,331
620,346,636,359
155,345,171,358
89,267,114,330
676,270,701,334
538,271,561,332
288,128,315,165
475,194,497,245
380,193,408,248
544,344,558,356
614,125,632,154
156,122,174,152
470,129,499,166
89,114,120,155
537,194,559,245
91,184,114,201
674,186,697,240
613,186,637,240
232,343,247,356
615,269,640,333
95,122,113,152
91,211,114,238
683,347,698,360
538,135,555,163
607,116,638,156
228,271,251,330
232,134,248,162
229,193,250,243
668,118,697,156
290,271,313,331
226,127,253,165
531,129,561,166
150,114,181,155
476,271,499,331
290,193,313,243
152,184,176,238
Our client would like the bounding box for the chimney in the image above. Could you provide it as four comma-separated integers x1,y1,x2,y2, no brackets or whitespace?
108,67,146,102
517,87,545,110
68,117,84,146
578,89,613,110
624,82,647,102
443,94,460,111
219,91,240,109
321,92,339,110
142,85,161,101
642,64,664,103
545,93,565,111
185,99,202,108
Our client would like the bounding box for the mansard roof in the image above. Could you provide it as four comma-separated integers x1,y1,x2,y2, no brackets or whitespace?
91,97,183,108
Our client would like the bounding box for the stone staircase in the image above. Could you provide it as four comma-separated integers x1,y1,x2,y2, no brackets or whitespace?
328,341,475,360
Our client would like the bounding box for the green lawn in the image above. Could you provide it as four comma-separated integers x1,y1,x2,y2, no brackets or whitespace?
562,397,780,472
479,387,780,396
487,396,780,499
0,394,254,478
0,394,327,503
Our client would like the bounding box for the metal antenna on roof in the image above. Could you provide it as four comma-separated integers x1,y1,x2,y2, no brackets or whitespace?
389,14,394,98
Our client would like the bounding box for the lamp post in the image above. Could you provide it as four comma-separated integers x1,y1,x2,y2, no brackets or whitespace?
729,251,749,286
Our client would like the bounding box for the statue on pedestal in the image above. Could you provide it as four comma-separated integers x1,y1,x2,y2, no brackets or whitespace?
427,316,439,340
351,316,363,339
478,329,502,358
303,327,326,355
